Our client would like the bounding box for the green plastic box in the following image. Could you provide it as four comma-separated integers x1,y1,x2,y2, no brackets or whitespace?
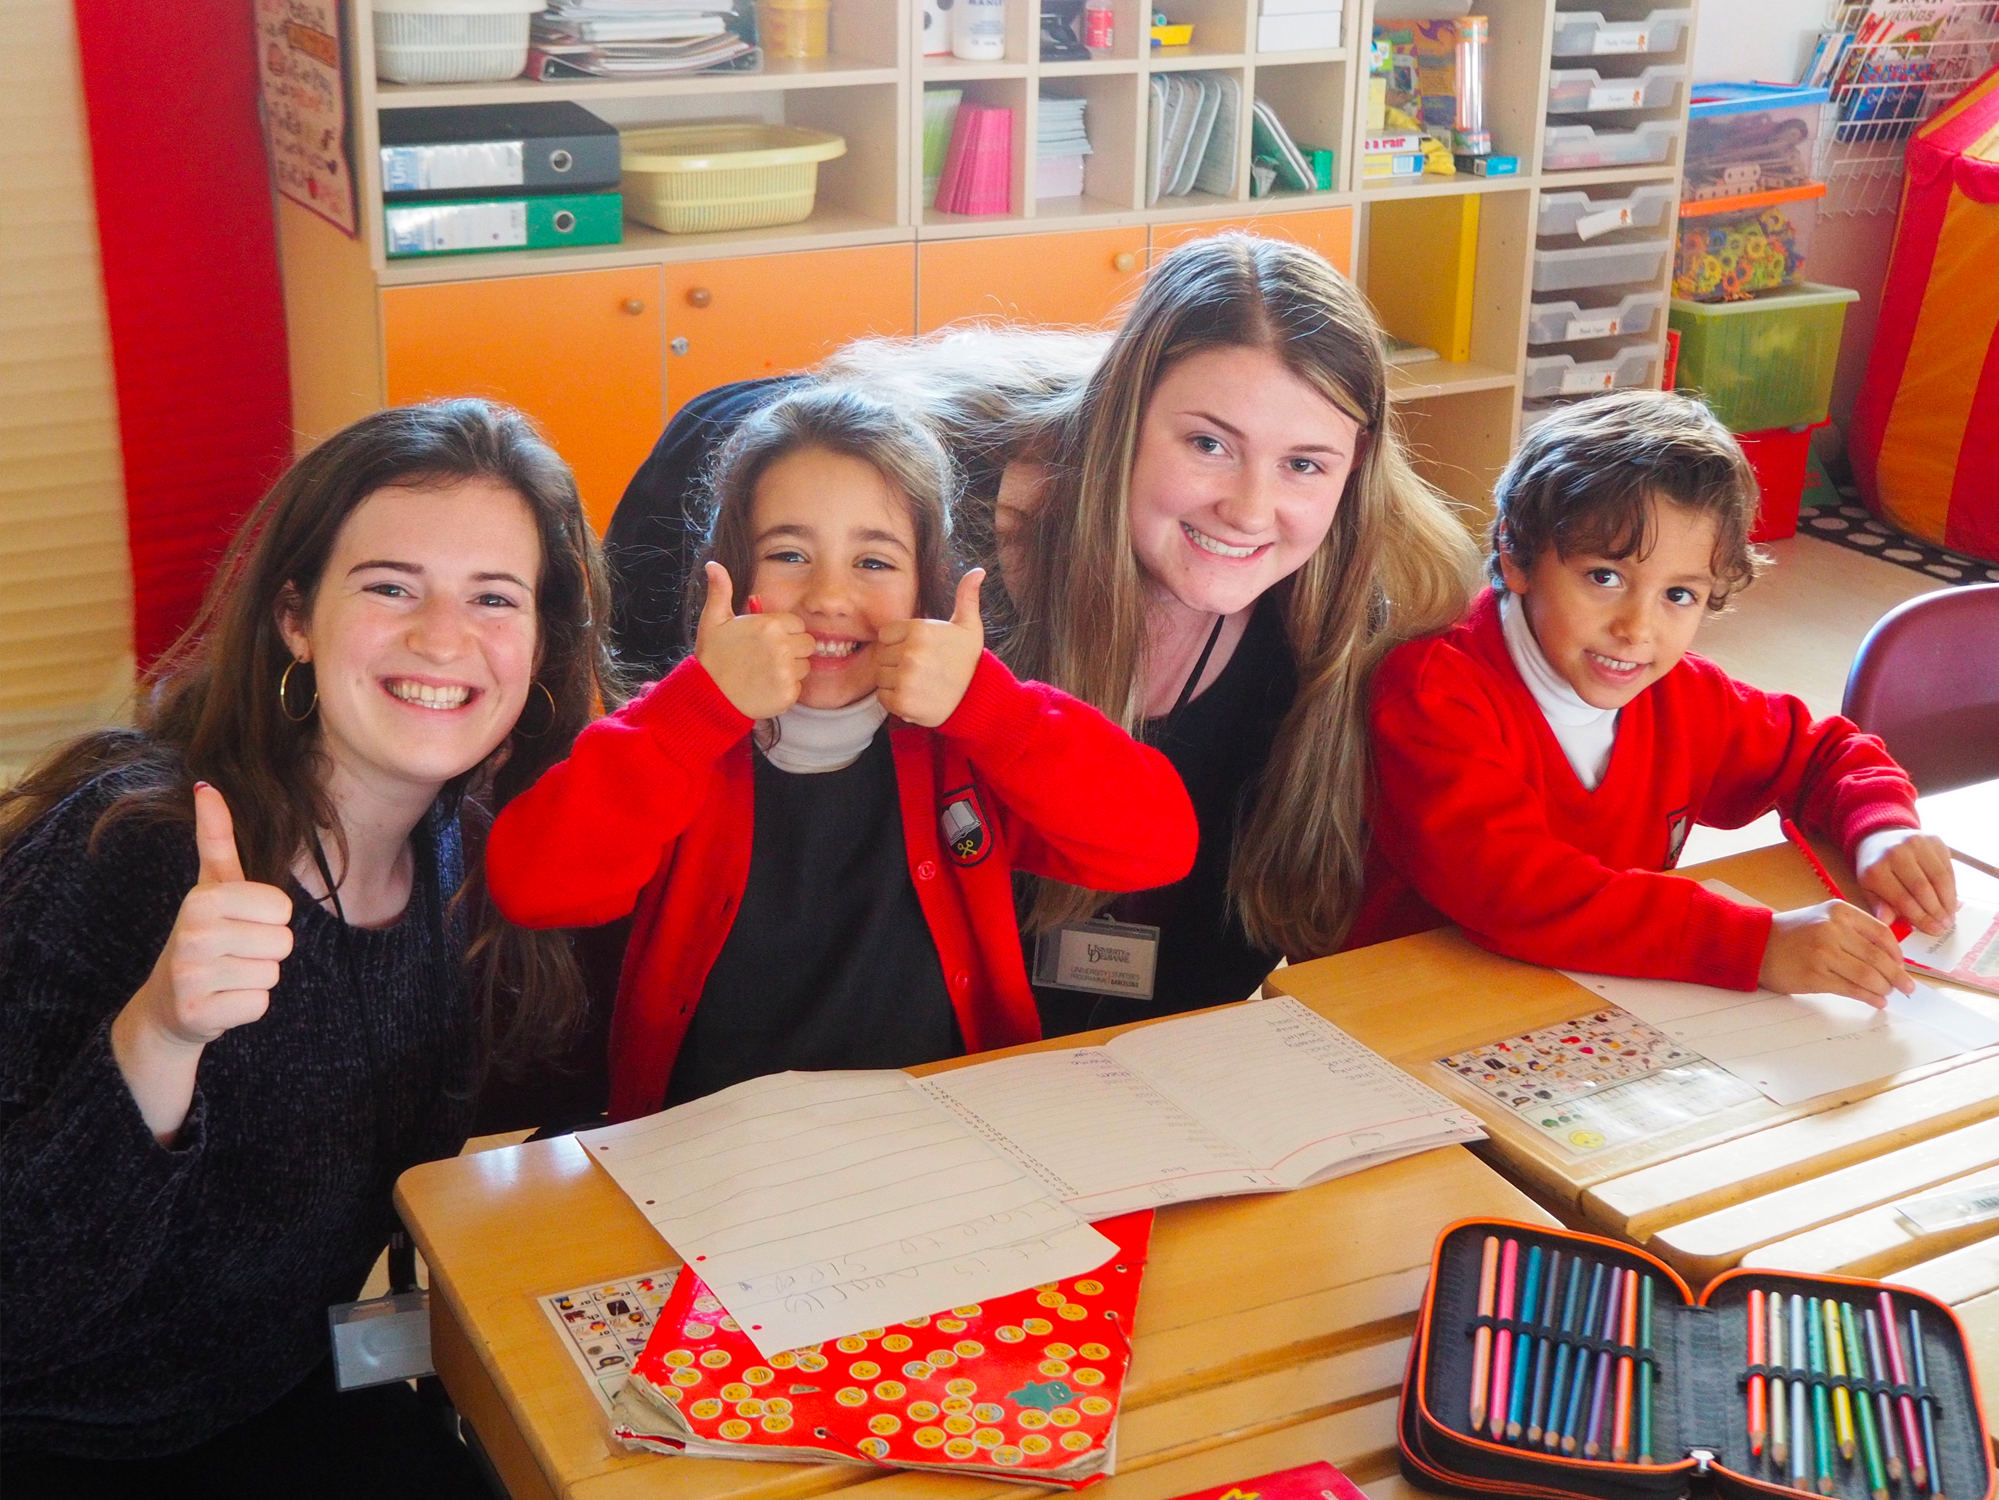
1669,282,1860,433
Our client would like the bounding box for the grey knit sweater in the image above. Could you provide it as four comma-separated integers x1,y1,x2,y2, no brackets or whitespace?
0,763,475,1458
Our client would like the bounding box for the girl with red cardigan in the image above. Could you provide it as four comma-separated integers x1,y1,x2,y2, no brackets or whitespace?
487,388,1197,1119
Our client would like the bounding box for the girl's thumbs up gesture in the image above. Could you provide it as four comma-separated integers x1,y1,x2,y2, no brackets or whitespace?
877,569,986,728
694,561,814,720
111,782,295,1141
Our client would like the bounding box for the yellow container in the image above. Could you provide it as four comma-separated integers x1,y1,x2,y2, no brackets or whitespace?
756,0,829,57
620,123,847,235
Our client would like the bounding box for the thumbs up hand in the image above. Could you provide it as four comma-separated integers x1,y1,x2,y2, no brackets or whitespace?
694,561,813,721
877,569,986,728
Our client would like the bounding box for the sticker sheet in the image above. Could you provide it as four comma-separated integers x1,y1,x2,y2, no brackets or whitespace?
1512,1061,1761,1155
1438,1007,1696,1112
539,1269,679,1414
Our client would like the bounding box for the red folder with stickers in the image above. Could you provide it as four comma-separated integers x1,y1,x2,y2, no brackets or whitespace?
1165,1460,1370,1500
614,1212,1153,1485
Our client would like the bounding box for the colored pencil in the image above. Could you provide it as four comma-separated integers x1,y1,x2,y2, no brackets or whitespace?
1491,1237,1520,1440
1507,1245,1543,1440
1750,1287,1768,1458
1791,1294,1810,1492
1637,1273,1655,1465
1612,1268,1637,1461
1783,1288,1799,1472
1470,1235,1498,1433
1526,1250,1564,1445
1558,1261,1606,1454
1808,1296,1834,1495
1843,1302,1889,1500
1881,1291,1929,1490
1864,1305,1905,1483
1583,1265,1623,1459
1541,1256,1585,1449
1826,1295,1857,1460
1910,1307,1941,1499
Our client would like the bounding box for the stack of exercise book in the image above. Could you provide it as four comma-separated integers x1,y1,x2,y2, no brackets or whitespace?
935,104,1014,216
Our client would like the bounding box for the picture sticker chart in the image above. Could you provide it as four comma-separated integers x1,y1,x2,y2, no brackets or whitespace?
539,1269,679,1413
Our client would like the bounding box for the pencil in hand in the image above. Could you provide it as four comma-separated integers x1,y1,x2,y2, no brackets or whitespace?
1470,1235,1498,1434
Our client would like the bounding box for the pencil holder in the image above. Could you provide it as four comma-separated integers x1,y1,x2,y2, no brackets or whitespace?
1401,1219,1995,1500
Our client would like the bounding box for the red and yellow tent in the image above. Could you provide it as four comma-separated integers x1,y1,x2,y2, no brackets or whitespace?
1850,63,1999,563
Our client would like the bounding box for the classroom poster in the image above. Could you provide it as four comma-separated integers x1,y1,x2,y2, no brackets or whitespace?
256,0,358,236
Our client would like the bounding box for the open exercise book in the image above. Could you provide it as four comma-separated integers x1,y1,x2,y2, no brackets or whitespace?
576,998,1482,1357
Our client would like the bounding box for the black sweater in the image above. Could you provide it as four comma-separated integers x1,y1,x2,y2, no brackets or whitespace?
0,764,475,1458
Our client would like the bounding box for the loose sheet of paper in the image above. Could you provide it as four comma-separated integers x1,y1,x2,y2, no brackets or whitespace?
1902,865,1999,996
538,1268,678,1413
575,1072,1114,1358
1561,881,1999,1105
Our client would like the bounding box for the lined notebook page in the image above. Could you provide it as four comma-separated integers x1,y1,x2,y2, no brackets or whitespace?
576,1071,1114,1357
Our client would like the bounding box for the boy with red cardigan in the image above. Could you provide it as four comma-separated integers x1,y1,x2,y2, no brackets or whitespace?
1351,392,1957,1002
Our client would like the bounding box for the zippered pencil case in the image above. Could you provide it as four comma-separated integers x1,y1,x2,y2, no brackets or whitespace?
1400,1218,1994,1500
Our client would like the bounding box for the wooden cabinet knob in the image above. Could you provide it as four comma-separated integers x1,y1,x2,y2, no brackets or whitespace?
621,298,645,315
1113,251,1139,273
686,287,713,308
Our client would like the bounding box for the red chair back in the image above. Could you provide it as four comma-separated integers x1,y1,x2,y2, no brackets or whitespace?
1842,584,1999,793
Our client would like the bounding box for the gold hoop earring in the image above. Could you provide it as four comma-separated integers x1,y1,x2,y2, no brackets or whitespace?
514,681,558,739
279,659,317,723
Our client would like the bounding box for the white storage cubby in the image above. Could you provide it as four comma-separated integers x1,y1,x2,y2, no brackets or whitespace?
1548,8,1692,58
1542,118,1680,171
1521,342,1658,398
1546,64,1686,114
1535,182,1675,237
1531,234,1674,291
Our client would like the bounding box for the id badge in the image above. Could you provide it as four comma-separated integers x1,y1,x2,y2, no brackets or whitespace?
1033,918,1160,1000
329,1292,434,1390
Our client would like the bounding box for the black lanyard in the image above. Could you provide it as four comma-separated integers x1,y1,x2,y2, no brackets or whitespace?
1168,613,1228,721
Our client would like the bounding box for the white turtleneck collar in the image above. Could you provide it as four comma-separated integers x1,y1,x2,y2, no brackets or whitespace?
758,694,889,774
1499,590,1619,791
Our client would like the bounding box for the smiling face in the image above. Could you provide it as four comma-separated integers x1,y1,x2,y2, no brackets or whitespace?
281,476,542,797
1498,493,1721,710
748,446,922,709
1125,344,1364,617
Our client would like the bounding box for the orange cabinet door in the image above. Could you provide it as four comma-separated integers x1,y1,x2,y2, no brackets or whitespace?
918,226,1150,331
663,244,916,415
1150,208,1355,278
383,266,663,536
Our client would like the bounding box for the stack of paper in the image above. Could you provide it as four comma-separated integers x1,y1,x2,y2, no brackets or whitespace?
922,87,964,207
1037,95,1091,199
529,0,756,76
1147,71,1238,202
936,104,1014,216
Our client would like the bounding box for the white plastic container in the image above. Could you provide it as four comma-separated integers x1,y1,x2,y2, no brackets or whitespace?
1546,65,1688,114
1536,183,1677,239
1531,235,1674,292
1542,119,1680,171
953,0,1006,60
1522,343,1660,399
1549,9,1691,58
372,0,544,84
1526,290,1668,345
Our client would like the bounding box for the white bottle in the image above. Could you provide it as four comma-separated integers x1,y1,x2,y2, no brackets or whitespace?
953,0,1005,60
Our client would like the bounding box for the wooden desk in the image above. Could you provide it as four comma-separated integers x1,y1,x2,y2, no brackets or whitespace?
1921,777,1999,878
397,1054,1555,1499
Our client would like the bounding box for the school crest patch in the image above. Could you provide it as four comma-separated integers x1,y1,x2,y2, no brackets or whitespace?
1663,806,1692,868
938,786,991,866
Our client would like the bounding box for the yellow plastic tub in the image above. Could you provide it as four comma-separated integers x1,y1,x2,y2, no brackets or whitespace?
756,0,829,57
620,123,847,235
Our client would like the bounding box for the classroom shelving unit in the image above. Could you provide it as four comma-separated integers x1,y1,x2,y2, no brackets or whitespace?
278,0,1703,531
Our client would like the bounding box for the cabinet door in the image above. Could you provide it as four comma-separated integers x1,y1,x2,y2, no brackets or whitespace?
1150,208,1355,277
663,244,916,415
918,226,1150,331
383,266,663,536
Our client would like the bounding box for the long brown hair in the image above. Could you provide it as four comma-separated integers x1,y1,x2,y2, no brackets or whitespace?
1004,234,1479,956
0,400,620,1075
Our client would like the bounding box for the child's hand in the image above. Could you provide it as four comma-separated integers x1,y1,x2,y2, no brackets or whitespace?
1758,899,1914,1006
694,561,812,720
1853,827,1958,937
877,570,985,728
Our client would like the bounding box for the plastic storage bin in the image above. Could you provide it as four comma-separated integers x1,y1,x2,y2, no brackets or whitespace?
620,124,847,234
1737,420,1830,541
756,0,829,57
1532,235,1674,291
1683,82,1826,202
1526,290,1667,345
1536,182,1677,238
1673,181,1824,301
1549,9,1691,57
1669,282,1859,431
1523,343,1659,399
1542,119,1680,170
372,0,543,84
1546,65,1688,114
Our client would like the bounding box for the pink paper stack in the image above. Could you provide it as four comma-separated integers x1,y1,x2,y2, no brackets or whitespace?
934,103,1014,215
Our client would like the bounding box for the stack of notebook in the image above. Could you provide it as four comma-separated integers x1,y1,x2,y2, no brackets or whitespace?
1147,71,1238,202
922,88,964,206
528,0,756,76
935,104,1014,216
1036,95,1092,199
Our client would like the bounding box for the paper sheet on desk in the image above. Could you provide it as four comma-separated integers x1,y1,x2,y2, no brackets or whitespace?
1902,865,1999,996
1562,881,1999,1105
575,1071,1114,1359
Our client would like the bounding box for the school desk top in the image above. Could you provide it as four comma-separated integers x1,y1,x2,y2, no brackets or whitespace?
1920,776,1999,879
395,1037,1555,1500
1271,837,1999,1443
